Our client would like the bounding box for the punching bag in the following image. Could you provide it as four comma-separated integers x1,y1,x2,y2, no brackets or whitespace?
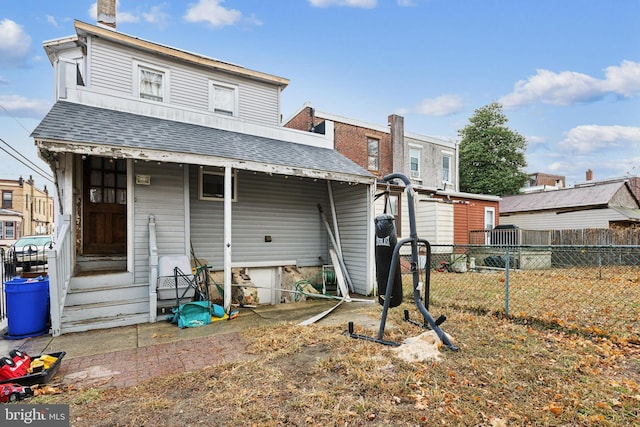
375,214,403,307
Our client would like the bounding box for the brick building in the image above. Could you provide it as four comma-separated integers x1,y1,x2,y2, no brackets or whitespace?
0,176,54,244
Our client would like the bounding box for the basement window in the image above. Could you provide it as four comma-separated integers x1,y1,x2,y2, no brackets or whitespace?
199,169,237,201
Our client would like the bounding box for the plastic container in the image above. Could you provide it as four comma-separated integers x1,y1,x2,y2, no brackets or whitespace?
4,276,50,339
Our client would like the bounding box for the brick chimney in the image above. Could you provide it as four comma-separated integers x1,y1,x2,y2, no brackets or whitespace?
389,114,404,174
586,169,593,181
97,0,116,29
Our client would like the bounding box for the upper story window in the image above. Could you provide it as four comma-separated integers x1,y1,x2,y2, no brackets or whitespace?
367,137,379,171
210,81,238,116
442,153,452,183
410,147,421,179
2,191,12,209
135,61,168,102
199,169,237,202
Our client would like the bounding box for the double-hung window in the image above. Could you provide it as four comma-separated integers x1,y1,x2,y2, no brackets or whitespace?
410,147,421,179
5,221,14,240
136,62,167,102
442,153,452,184
210,81,238,116
367,137,379,171
2,191,12,209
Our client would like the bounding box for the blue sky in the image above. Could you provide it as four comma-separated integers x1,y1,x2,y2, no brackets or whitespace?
1,0,639,189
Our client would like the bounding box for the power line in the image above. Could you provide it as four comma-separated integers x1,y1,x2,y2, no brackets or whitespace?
0,103,33,135
0,138,53,184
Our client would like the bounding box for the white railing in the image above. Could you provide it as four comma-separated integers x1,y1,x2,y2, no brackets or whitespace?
47,214,72,337
148,214,158,322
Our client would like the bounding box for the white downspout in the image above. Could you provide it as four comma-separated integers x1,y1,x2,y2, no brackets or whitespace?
223,166,232,313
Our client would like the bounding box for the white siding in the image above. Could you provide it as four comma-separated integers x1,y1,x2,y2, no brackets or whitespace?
331,182,372,295
500,208,629,230
189,169,330,270
133,163,187,283
397,195,453,246
89,37,281,125
415,200,454,246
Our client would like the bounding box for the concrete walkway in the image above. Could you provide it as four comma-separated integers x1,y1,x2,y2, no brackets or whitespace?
0,298,378,390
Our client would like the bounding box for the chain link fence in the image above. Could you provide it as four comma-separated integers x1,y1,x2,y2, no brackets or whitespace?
399,243,640,343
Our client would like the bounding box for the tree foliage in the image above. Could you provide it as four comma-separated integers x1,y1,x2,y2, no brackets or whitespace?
458,102,528,196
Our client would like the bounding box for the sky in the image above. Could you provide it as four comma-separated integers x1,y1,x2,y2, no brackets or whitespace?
1,0,639,190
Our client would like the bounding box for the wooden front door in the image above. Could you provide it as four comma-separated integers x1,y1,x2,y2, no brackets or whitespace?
83,156,127,255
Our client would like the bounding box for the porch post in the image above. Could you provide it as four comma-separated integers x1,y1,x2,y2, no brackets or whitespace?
223,167,232,313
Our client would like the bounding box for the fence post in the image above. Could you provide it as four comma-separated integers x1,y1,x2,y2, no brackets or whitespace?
505,246,510,318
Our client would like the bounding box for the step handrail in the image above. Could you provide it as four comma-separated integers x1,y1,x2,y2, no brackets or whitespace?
47,214,72,337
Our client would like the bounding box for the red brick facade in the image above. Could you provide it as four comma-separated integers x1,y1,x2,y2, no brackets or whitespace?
285,106,394,178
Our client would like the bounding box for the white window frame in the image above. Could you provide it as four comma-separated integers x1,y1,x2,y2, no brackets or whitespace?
409,146,421,179
199,169,237,202
134,60,169,103
209,80,239,117
442,151,453,185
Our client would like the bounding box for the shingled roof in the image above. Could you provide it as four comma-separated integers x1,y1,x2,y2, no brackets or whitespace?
31,101,373,182
500,182,631,213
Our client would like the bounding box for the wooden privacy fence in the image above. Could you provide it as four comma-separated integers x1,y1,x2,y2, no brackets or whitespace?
470,227,640,246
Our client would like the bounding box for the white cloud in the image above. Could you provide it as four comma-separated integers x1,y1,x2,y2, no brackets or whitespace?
46,15,59,28
500,61,640,108
0,19,31,68
0,95,51,119
0,75,8,85
525,135,547,148
309,0,377,8
184,0,251,28
558,125,640,154
397,0,416,6
143,4,170,27
401,94,464,117
601,60,640,97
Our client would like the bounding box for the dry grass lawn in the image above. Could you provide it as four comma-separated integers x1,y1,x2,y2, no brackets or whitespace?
30,298,639,426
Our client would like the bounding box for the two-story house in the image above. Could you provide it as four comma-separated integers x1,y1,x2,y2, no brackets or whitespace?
0,176,54,245
285,104,500,247
31,4,376,336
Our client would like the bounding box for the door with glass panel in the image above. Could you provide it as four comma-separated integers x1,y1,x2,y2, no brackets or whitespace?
82,156,127,255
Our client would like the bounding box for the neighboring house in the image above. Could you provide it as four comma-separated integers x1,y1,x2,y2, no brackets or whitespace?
500,181,640,230
0,177,54,238
285,104,500,246
524,172,566,191
31,7,376,335
0,209,22,250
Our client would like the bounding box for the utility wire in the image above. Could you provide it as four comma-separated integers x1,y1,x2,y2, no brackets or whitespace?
0,102,54,183
0,136,52,179
0,138,53,184
0,103,33,135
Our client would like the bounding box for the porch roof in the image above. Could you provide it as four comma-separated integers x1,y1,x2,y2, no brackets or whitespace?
32,101,375,184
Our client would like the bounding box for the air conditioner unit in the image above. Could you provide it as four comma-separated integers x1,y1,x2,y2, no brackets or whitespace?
410,170,420,178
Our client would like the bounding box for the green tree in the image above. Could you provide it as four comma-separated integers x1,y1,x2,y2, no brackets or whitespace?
458,102,528,196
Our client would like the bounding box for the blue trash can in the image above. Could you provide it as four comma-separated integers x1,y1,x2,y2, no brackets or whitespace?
4,275,50,339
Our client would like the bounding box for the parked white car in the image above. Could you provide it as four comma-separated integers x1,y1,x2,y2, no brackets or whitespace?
11,235,53,268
